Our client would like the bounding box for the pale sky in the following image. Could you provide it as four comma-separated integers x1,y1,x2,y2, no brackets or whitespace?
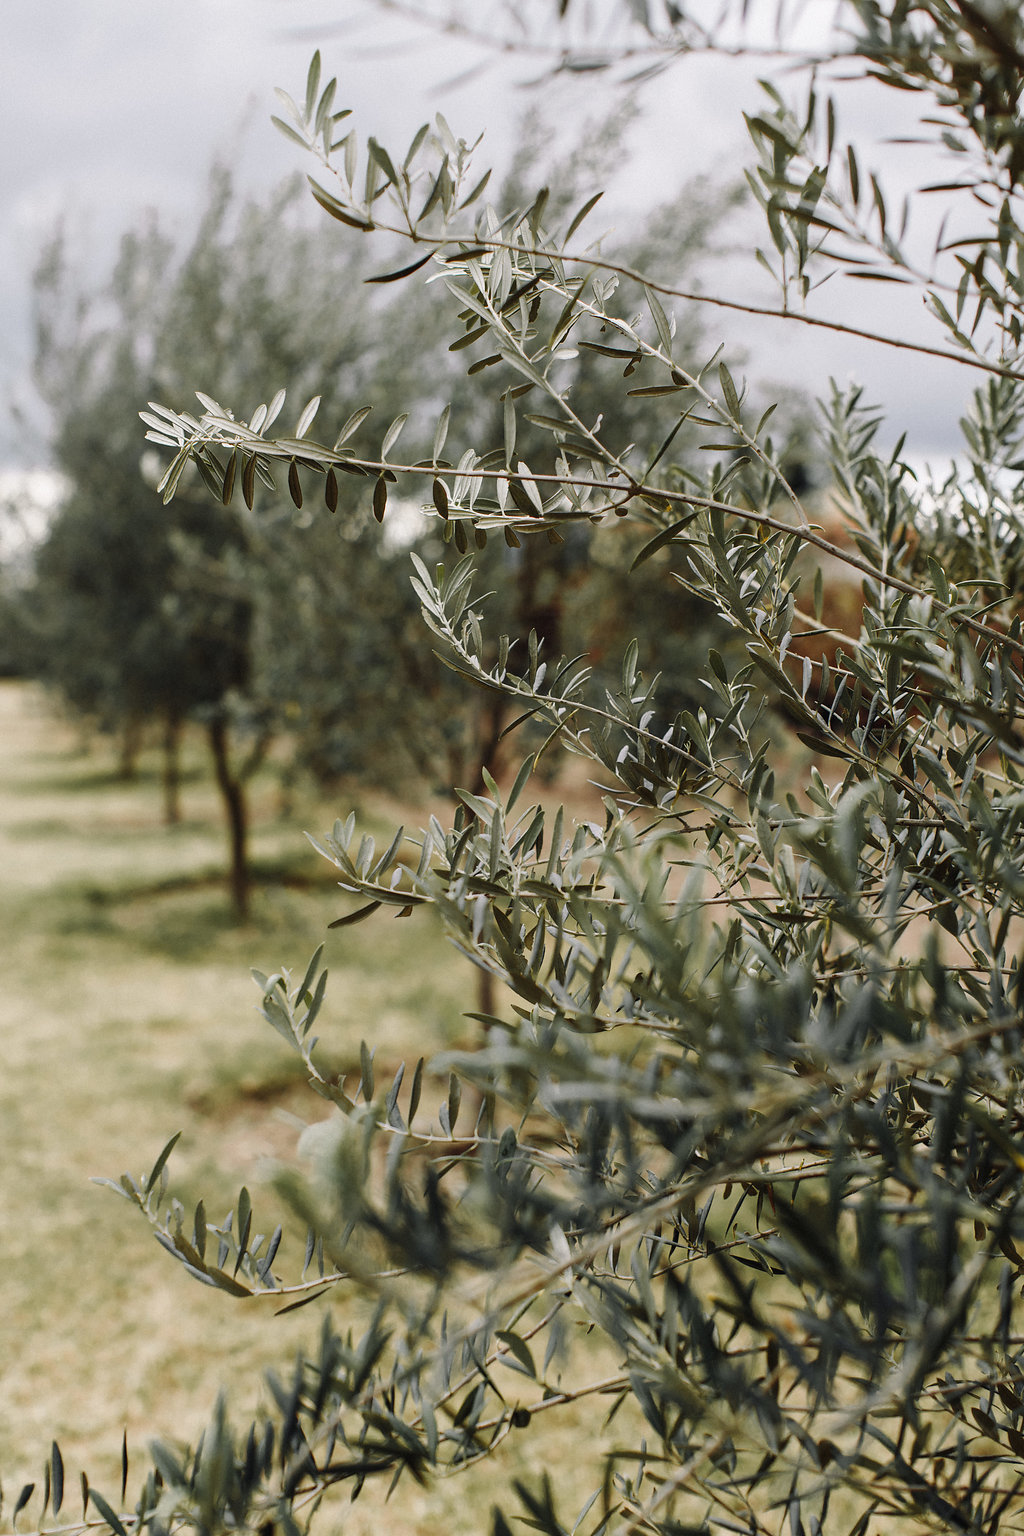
1,1,977,477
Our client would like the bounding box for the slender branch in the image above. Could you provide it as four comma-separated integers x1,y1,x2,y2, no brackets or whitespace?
157,414,1024,663
296,146,1024,383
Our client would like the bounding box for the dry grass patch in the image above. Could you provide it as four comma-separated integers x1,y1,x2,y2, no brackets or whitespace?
0,685,469,1489
0,683,641,1530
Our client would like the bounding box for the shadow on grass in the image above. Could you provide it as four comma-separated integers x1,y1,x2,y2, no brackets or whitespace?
185,1054,317,1116
5,812,218,841
33,854,337,959
9,760,207,797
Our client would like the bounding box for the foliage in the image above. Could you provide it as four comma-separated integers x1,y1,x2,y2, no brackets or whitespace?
21,3,1024,1535
16,134,732,916
19,172,473,911
27,219,246,746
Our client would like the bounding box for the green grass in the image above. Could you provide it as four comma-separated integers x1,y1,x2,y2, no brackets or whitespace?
0,683,648,1535
0,683,476,1497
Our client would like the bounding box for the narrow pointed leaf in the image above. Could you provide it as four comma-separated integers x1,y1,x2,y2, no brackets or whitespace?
366,253,434,285
380,413,408,458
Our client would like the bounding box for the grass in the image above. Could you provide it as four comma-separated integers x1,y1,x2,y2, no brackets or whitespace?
0,682,643,1535
0,684,474,1496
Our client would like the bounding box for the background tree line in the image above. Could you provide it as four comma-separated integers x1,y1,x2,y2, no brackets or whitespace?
4,121,792,920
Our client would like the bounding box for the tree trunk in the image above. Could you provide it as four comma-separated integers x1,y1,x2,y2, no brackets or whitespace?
476,966,495,1024
117,715,143,779
469,691,507,796
207,716,250,921
468,692,507,1027
162,712,183,825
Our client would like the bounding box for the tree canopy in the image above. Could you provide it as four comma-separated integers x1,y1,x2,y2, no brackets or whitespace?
16,128,737,915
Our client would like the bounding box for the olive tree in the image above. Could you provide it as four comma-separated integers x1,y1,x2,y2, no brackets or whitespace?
17,4,1024,1535
19,126,729,917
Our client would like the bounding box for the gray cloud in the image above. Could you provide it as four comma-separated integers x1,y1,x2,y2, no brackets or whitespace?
1,2,972,469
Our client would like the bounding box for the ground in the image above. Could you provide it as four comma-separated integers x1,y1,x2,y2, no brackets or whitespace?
0,681,633,1535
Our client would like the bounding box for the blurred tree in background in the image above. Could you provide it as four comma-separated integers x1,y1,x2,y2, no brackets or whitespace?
13,125,748,916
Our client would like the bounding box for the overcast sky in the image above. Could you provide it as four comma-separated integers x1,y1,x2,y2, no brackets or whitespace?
1,1,976,478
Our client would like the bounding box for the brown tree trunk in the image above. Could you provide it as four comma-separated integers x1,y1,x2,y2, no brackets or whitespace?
162,712,183,825
469,691,507,796
117,715,143,780
207,716,250,921
468,692,508,1026
476,966,495,1024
